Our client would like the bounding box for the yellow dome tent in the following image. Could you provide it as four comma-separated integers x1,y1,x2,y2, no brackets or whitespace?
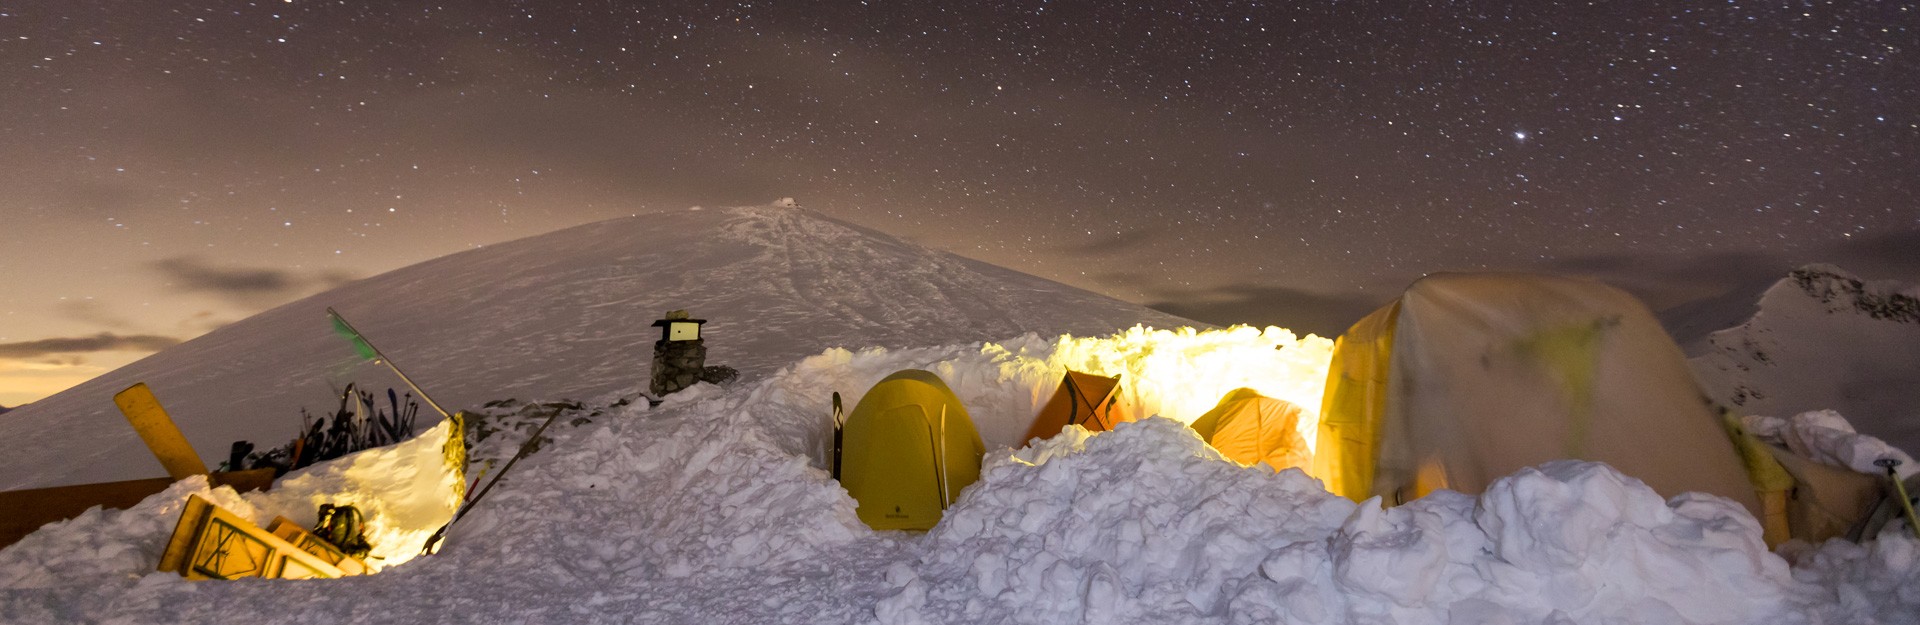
837,370,985,531
1311,273,1770,527
1189,388,1311,472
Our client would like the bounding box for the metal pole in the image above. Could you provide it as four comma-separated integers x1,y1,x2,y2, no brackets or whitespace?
326,307,451,420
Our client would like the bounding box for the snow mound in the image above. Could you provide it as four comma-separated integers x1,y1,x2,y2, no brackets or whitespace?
1743,409,1918,480
889,417,1354,624
878,416,1805,625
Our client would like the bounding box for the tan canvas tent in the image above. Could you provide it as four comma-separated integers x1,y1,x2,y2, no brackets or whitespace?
1023,371,1130,444
1311,273,1766,523
837,369,985,531
1190,388,1311,472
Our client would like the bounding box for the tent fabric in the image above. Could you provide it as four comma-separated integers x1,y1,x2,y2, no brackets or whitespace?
1314,273,1765,522
1022,371,1128,444
837,369,985,531
1310,301,1400,501
1760,444,1884,543
1189,388,1311,472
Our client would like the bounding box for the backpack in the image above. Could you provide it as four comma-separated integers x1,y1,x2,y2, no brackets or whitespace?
313,503,374,559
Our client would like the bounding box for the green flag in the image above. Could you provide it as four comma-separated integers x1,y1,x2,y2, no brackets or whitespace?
329,309,379,361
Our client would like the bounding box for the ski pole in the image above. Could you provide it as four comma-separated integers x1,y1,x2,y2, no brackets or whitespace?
327,307,451,420
1873,458,1920,540
420,409,565,554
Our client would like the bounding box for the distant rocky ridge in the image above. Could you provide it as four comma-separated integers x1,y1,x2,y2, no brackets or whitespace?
1684,264,1920,454
1786,264,1920,324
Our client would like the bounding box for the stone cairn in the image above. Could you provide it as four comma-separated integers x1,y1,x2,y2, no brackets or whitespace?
649,310,737,397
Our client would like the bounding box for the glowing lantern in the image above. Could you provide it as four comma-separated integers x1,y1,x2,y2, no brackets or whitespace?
652,311,706,342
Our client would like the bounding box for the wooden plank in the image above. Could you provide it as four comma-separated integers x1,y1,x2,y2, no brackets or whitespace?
0,469,275,551
156,495,213,575
113,383,209,480
160,495,344,581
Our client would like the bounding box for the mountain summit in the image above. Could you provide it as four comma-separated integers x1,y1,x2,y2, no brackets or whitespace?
0,205,1191,490
1686,264,1920,453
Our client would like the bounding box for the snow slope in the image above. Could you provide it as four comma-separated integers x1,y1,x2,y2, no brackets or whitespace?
1684,265,1920,454
0,205,1191,490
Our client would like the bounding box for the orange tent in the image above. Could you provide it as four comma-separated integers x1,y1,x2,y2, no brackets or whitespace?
1190,388,1310,472
1023,371,1130,444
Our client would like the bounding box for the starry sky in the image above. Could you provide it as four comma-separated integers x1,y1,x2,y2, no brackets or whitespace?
2,1,1916,407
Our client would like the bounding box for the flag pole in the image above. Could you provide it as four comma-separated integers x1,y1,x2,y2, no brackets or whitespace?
326,307,451,420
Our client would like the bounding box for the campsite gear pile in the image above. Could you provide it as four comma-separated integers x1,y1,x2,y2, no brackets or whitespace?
229,384,423,477
158,495,371,580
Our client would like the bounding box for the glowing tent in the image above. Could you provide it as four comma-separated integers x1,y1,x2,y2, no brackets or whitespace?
1189,388,1311,472
1022,371,1130,444
837,369,985,531
1310,273,1766,522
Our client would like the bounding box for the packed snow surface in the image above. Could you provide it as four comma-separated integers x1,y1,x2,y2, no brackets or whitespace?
5,331,1919,624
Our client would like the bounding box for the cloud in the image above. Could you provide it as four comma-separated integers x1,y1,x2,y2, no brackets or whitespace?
152,256,297,295
1541,249,1793,310
1147,284,1386,339
1537,228,1920,313
0,333,182,359
149,256,362,307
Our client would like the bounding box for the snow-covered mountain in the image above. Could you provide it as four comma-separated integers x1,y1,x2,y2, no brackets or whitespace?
1682,265,1920,454
0,205,1190,490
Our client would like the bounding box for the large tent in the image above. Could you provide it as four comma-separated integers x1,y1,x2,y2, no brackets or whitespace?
1189,388,1310,472
1310,273,1766,522
836,369,985,531
1022,371,1129,444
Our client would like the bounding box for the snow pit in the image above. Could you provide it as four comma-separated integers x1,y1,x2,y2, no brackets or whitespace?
754,325,1334,467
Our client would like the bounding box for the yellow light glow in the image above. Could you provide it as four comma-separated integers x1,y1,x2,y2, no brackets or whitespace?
984,325,1335,453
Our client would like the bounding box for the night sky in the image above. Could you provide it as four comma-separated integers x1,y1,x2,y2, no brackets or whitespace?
2,1,1916,406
